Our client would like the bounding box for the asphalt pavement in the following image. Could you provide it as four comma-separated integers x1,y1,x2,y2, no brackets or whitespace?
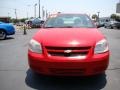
0,28,120,90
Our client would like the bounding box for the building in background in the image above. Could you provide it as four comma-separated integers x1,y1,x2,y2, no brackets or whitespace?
0,17,10,23
116,2,120,13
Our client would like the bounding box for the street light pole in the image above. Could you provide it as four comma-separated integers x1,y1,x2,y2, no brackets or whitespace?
39,0,40,18
97,12,100,22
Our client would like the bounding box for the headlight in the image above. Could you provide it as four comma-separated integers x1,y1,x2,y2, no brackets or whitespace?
94,39,109,54
28,39,42,53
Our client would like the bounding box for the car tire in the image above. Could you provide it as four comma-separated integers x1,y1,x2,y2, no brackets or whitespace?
110,26,113,29
117,27,120,29
0,30,6,40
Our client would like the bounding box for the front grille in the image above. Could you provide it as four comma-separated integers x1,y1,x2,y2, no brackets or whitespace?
45,46,91,57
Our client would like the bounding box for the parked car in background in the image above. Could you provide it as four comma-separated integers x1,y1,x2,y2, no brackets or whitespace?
99,17,110,27
0,21,15,40
25,18,44,28
94,17,111,28
16,22,24,26
28,13,109,76
104,20,120,29
95,21,104,28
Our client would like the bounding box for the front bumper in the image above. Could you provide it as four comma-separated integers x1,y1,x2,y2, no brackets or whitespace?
28,51,109,76
112,23,120,28
6,25,15,35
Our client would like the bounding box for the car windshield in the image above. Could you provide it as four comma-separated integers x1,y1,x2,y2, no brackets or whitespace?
0,22,3,24
44,14,95,28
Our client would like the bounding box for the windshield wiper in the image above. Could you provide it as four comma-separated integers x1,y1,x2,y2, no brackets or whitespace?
58,26,73,28
44,26,55,28
45,26,73,28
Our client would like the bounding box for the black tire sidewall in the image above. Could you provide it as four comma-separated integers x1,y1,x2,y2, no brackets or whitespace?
0,30,6,40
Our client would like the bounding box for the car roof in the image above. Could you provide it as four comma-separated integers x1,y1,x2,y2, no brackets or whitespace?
51,13,87,16
48,13,88,18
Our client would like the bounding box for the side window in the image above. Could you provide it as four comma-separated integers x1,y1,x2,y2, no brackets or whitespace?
45,18,56,27
55,18,64,26
106,19,109,22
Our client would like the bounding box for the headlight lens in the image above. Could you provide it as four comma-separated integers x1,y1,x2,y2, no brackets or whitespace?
94,39,109,54
28,39,42,53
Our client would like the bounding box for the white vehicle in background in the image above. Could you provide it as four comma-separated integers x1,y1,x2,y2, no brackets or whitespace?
104,20,120,29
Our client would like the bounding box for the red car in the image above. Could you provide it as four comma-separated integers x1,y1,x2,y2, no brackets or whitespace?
28,14,109,76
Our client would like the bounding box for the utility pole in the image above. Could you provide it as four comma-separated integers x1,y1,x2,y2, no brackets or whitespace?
42,6,45,20
14,9,17,20
46,10,48,19
27,12,28,19
39,0,41,18
8,12,10,17
34,3,37,18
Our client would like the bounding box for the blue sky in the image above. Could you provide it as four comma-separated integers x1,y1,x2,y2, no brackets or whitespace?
0,0,119,18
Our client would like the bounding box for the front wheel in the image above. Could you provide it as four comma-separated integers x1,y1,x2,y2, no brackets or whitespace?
0,30,6,40
110,25,113,29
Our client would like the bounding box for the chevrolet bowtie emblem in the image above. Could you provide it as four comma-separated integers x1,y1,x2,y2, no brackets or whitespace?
64,50,72,53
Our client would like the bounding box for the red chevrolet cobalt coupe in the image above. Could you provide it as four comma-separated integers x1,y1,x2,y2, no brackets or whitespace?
28,14,109,76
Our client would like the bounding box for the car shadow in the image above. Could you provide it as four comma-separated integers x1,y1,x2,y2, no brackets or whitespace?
0,37,14,41
6,37,14,40
25,69,107,90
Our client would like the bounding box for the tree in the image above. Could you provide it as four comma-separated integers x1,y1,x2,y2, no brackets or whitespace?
92,14,98,21
116,15,120,21
11,18,19,23
110,14,117,20
20,18,27,22
110,14,120,21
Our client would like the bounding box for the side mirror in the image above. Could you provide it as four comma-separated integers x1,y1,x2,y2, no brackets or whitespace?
97,26,100,28
40,21,45,28
40,24,45,28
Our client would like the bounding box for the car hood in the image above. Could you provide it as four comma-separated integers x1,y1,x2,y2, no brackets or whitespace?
33,28,104,47
0,23,12,26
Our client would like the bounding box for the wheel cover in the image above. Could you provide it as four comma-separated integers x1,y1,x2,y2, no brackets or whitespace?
0,31,6,39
